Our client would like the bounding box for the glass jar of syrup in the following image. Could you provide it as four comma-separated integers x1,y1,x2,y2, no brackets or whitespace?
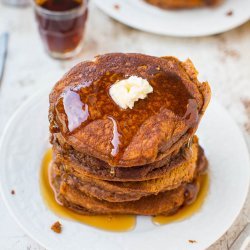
34,0,88,59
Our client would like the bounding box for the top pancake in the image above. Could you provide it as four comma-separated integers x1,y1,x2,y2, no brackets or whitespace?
49,53,211,167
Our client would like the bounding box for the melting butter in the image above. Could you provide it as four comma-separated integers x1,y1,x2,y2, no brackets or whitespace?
109,76,153,109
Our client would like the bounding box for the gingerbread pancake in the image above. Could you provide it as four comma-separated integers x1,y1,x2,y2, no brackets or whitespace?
49,53,210,167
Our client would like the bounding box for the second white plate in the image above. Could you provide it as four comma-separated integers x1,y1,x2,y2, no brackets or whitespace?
94,0,250,37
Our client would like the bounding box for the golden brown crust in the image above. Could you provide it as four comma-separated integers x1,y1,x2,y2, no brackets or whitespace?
50,145,206,215
59,183,189,216
52,136,199,182
51,140,199,202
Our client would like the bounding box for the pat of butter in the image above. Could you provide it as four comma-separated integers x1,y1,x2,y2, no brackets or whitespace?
109,76,153,109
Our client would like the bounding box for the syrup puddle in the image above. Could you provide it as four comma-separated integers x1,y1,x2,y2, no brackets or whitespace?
40,149,209,232
40,149,135,232
153,174,209,225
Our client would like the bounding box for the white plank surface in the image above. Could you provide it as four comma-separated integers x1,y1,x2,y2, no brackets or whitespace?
0,2,249,249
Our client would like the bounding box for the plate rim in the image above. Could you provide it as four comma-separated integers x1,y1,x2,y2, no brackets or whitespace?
0,87,51,249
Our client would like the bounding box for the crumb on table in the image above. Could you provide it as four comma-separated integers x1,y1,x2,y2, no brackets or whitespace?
51,221,62,234
242,99,250,134
114,4,120,10
226,10,233,16
188,240,197,243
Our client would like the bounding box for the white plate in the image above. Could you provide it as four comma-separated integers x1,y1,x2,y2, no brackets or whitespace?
0,87,249,250
94,0,250,37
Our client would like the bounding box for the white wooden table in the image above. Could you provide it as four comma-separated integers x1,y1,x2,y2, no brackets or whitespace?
0,2,249,249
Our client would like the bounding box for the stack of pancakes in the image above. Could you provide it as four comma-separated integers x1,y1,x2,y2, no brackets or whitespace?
145,0,223,9
49,53,211,216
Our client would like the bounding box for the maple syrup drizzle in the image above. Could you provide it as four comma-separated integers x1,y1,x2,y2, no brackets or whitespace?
109,117,121,156
54,72,199,165
40,149,136,232
63,90,89,132
152,173,209,225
